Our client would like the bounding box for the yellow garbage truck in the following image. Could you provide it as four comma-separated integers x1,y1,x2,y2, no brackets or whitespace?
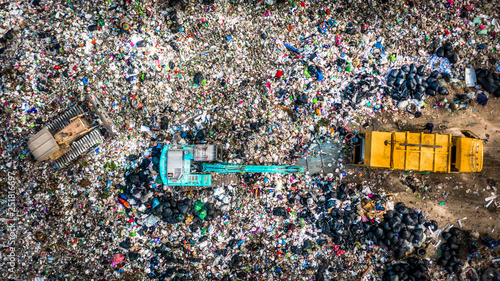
351,131,483,173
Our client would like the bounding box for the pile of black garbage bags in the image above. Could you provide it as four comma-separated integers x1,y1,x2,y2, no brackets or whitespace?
295,183,366,250
386,64,449,101
436,42,458,64
437,227,465,275
383,257,431,281
367,202,438,259
476,68,500,97
343,73,382,105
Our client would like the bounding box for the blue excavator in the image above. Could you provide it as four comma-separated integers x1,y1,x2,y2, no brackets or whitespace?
159,144,304,187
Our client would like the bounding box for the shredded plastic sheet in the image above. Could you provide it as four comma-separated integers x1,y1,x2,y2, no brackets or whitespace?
428,54,453,76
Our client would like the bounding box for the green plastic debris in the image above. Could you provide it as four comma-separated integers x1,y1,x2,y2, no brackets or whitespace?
304,70,310,78
439,201,446,205
194,200,204,211
198,209,207,220
155,176,163,184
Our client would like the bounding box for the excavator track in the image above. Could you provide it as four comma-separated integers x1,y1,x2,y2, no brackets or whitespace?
47,106,85,133
52,129,104,169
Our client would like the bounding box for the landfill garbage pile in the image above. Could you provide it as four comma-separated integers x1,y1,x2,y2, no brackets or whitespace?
437,227,466,276
436,42,458,64
383,257,432,281
1,0,500,279
310,183,366,249
342,71,383,107
387,64,449,104
366,202,439,259
476,69,500,98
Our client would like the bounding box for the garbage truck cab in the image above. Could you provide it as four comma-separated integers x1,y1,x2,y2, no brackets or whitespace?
351,131,483,173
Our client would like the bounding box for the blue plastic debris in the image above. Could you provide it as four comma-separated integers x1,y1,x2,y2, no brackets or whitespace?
283,43,299,52
152,198,160,209
318,22,328,34
317,70,324,82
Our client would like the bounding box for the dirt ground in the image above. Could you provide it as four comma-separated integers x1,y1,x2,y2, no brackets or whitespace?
347,93,500,266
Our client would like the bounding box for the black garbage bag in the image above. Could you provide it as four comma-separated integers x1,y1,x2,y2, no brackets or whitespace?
163,207,173,217
395,77,405,87
414,75,421,85
374,227,384,239
449,227,461,236
384,210,396,219
169,41,179,51
381,221,391,231
393,223,403,233
416,85,426,93
296,94,308,105
169,61,175,70
413,228,424,242
460,9,468,18
426,88,436,96
129,251,139,261
195,130,205,141
140,158,151,169
437,87,449,95
389,69,399,78
403,214,414,225
302,239,312,251
407,78,417,90
412,92,423,101
308,65,318,79
476,93,488,106
477,74,500,94
417,65,425,75
272,207,290,219
177,204,189,215
430,70,440,78
160,116,169,130
387,76,396,86
401,64,410,73
436,47,445,57
409,64,416,73
447,52,458,64
193,72,203,85
136,40,147,47
395,202,409,214
442,232,452,240
476,68,489,78
120,238,132,249
429,80,439,91
394,248,406,259
399,229,411,241
87,25,98,31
